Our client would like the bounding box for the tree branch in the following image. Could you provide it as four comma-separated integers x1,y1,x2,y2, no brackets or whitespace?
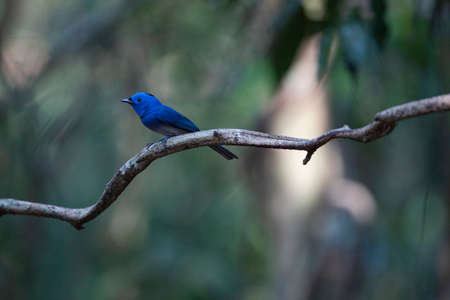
1,93,449,229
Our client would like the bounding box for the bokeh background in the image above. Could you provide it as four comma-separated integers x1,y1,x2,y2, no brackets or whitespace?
1,0,449,299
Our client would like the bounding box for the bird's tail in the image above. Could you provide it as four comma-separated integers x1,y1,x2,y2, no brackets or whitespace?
209,145,238,160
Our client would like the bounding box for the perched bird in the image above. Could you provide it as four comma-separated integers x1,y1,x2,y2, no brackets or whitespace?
121,92,238,160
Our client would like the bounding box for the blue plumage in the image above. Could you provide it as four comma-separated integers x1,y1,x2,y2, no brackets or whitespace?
121,92,238,160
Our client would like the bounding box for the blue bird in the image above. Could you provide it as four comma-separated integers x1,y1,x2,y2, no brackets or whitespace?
121,92,238,160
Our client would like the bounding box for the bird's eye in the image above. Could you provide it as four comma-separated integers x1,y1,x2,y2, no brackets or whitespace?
137,98,142,102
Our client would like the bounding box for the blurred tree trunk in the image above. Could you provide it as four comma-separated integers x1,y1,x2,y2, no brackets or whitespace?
249,34,338,299
247,34,376,300
264,35,340,299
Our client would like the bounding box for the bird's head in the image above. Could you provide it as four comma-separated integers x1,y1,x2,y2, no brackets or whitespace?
121,92,161,117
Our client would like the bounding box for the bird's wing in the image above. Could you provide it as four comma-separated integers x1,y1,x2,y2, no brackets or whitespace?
156,106,200,133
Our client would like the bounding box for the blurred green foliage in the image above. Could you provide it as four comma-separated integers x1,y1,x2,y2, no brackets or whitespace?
0,0,449,299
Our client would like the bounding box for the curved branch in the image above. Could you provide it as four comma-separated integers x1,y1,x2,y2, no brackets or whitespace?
1,93,449,229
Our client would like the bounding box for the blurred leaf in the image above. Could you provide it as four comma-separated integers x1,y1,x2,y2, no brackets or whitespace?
339,18,373,79
370,0,389,49
318,28,335,79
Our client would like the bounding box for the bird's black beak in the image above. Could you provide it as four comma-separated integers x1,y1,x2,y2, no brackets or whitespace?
121,98,133,104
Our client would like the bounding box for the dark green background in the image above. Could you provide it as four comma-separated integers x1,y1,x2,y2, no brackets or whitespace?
0,1,449,299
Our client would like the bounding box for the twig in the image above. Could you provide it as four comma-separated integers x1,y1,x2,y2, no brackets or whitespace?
1,93,449,229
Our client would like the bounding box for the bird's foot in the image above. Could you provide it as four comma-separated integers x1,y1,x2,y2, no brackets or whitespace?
146,136,170,148
158,136,171,147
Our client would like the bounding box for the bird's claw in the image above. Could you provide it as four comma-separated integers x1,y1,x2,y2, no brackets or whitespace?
146,137,170,148
160,136,170,145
